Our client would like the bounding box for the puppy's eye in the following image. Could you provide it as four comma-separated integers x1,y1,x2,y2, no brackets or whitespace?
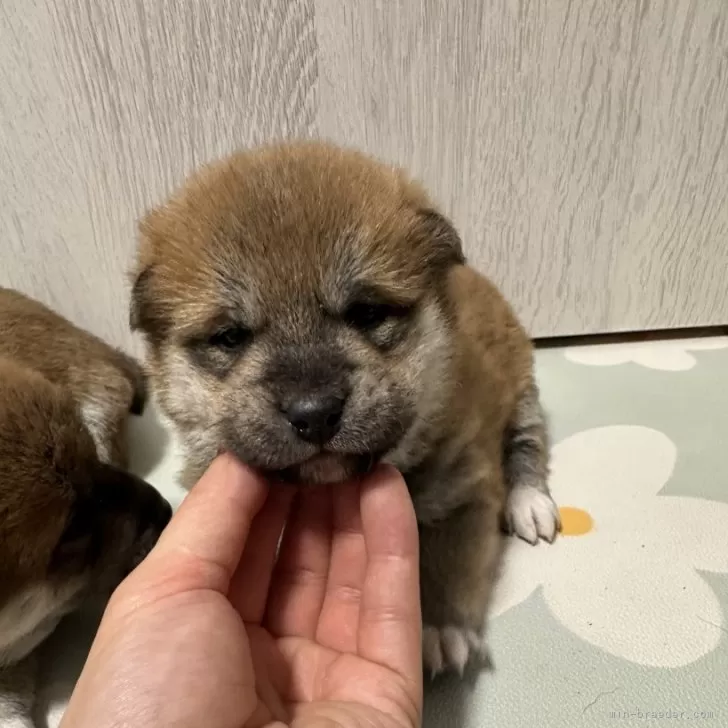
208,326,251,350
344,302,408,331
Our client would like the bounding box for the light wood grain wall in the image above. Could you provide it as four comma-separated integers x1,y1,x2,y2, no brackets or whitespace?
1,0,727,348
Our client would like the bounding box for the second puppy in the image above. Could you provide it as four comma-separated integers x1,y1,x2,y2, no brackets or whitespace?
0,358,171,727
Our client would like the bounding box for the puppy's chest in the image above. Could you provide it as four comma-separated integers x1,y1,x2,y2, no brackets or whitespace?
404,441,503,526
0,581,81,666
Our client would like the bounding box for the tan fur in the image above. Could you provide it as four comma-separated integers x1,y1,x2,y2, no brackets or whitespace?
0,357,168,607
0,353,170,725
0,288,147,467
131,141,557,675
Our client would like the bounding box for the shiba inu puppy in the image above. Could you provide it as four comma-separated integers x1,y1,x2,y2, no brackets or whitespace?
130,142,559,675
0,358,171,726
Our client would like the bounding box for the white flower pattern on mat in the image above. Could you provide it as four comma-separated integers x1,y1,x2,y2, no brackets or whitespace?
491,426,728,668
564,337,728,372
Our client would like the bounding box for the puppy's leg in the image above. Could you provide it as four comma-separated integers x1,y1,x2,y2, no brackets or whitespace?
0,655,38,728
419,496,503,676
502,382,560,544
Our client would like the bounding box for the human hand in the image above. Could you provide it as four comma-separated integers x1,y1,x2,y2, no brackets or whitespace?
60,454,422,728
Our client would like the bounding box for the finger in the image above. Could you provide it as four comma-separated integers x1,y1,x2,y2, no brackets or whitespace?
229,484,295,623
264,485,333,639
358,465,422,681
139,453,268,594
315,479,367,653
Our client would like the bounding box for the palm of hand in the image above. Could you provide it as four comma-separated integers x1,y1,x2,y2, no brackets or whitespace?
244,627,417,728
234,482,421,728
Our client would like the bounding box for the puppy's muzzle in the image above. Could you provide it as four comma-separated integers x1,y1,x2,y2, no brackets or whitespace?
129,494,172,570
100,465,172,571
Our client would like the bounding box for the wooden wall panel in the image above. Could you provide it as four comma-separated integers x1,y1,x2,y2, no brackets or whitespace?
316,0,728,335
0,0,317,350
1,0,727,342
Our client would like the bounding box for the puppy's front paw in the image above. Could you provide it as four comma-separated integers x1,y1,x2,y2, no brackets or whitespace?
422,624,490,677
505,485,560,544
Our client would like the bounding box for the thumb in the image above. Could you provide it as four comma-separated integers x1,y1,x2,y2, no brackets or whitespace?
126,453,270,597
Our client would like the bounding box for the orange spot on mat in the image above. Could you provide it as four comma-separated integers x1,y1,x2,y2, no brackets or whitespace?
558,506,594,536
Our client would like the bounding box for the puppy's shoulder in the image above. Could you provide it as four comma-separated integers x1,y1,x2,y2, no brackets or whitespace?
447,265,533,389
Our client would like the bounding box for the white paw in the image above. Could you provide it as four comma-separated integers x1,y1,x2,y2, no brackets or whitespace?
422,624,489,677
505,485,560,544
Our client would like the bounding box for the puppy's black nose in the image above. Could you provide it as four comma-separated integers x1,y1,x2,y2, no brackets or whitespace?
284,394,345,444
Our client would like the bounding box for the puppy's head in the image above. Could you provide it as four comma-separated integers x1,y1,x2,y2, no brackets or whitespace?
131,142,465,484
0,360,171,604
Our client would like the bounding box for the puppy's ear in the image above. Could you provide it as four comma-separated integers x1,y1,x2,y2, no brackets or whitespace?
131,207,175,339
129,266,168,339
416,209,466,270
129,266,151,331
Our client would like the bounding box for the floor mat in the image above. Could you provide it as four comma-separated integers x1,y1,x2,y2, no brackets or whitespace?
37,338,728,727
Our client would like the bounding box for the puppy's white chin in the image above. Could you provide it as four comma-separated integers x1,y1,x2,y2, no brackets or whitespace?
297,454,353,485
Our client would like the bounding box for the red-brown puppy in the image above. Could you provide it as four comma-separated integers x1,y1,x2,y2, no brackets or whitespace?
130,142,560,676
0,358,171,727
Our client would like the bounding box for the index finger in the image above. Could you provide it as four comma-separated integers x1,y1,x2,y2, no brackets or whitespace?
358,466,422,682
143,453,269,593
